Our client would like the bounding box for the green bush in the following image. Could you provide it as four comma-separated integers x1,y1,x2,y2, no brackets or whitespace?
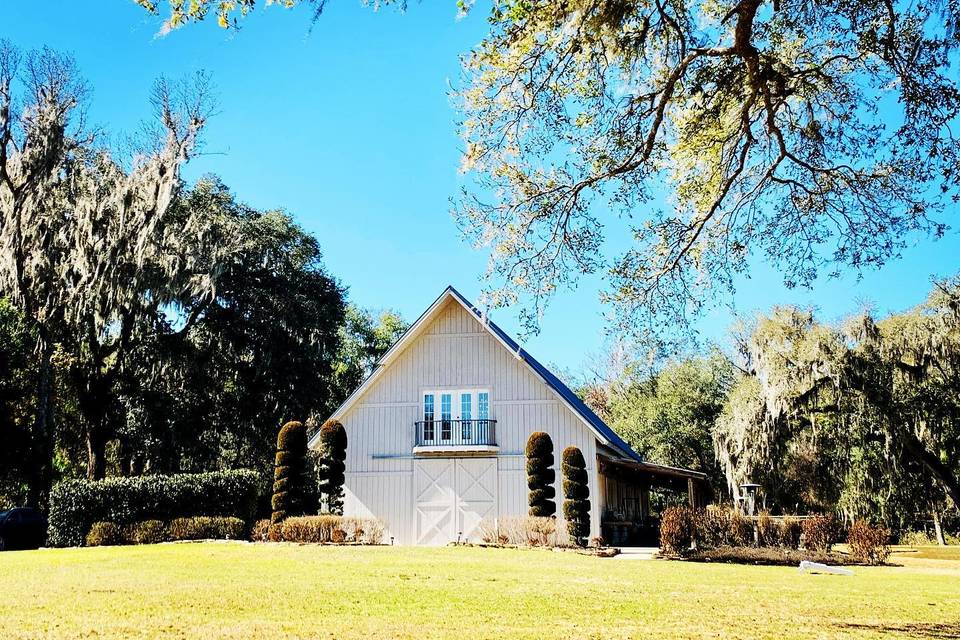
561,446,590,546
168,516,246,541
660,506,696,556
802,514,837,552
525,432,556,517
272,421,309,524
316,420,348,515
85,522,124,547
48,470,260,547
847,520,891,565
125,520,169,545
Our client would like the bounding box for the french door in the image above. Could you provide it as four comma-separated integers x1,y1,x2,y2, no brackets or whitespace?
421,389,490,445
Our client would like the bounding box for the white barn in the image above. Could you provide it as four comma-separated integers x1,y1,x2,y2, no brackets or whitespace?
309,286,708,545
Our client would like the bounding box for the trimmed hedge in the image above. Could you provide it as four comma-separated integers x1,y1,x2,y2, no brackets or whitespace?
275,515,385,544
125,519,168,545
525,432,556,517
561,446,591,547
84,516,248,546
169,516,246,541
48,470,260,547
85,522,123,547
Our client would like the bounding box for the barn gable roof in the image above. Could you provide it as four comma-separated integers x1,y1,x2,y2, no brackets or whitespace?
311,285,642,462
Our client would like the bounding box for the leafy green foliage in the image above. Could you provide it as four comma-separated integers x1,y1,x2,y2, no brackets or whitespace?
525,431,556,517
585,352,735,496
333,306,408,400
316,420,348,515
561,446,590,546
47,470,259,547
0,299,37,508
272,421,309,524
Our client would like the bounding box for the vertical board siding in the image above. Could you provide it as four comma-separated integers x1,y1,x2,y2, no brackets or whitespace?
335,297,601,543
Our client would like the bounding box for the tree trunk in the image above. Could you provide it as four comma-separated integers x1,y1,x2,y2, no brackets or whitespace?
86,424,109,480
932,508,946,546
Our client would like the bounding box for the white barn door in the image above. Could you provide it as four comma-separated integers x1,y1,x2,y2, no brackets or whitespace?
456,458,497,542
414,458,497,545
414,459,456,545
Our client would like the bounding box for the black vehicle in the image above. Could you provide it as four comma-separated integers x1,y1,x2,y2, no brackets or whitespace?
0,508,46,550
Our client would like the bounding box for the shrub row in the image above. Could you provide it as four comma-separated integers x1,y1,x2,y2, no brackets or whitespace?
85,516,246,546
251,515,385,544
662,507,814,555
660,507,890,565
48,470,260,547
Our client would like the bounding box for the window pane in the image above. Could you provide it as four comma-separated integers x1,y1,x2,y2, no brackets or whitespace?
478,392,489,420
423,394,434,421
441,394,452,440
461,393,472,439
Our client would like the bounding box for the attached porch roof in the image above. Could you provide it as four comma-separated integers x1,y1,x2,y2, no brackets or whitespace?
598,453,709,491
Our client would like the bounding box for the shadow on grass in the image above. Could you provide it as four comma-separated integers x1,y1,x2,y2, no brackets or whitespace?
836,622,960,638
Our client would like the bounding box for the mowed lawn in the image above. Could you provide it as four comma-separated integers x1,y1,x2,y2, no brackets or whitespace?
1,544,959,639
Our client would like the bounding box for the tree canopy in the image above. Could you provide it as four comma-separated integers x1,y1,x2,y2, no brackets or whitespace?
715,279,960,525
455,0,959,341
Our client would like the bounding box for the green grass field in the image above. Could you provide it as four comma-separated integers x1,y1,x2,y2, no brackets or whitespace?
1,543,958,639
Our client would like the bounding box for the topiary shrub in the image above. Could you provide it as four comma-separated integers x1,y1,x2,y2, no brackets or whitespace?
660,506,696,556
168,516,246,541
85,522,124,547
847,520,891,565
272,421,309,524
47,470,260,547
316,420,348,515
525,432,556,517
561,446,590,547
802,514,837,552
124,520,169,545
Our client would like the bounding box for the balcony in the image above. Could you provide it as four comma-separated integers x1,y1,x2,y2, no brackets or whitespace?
413,419,498,454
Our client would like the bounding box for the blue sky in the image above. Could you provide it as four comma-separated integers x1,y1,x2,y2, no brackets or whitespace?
4,1,958,372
